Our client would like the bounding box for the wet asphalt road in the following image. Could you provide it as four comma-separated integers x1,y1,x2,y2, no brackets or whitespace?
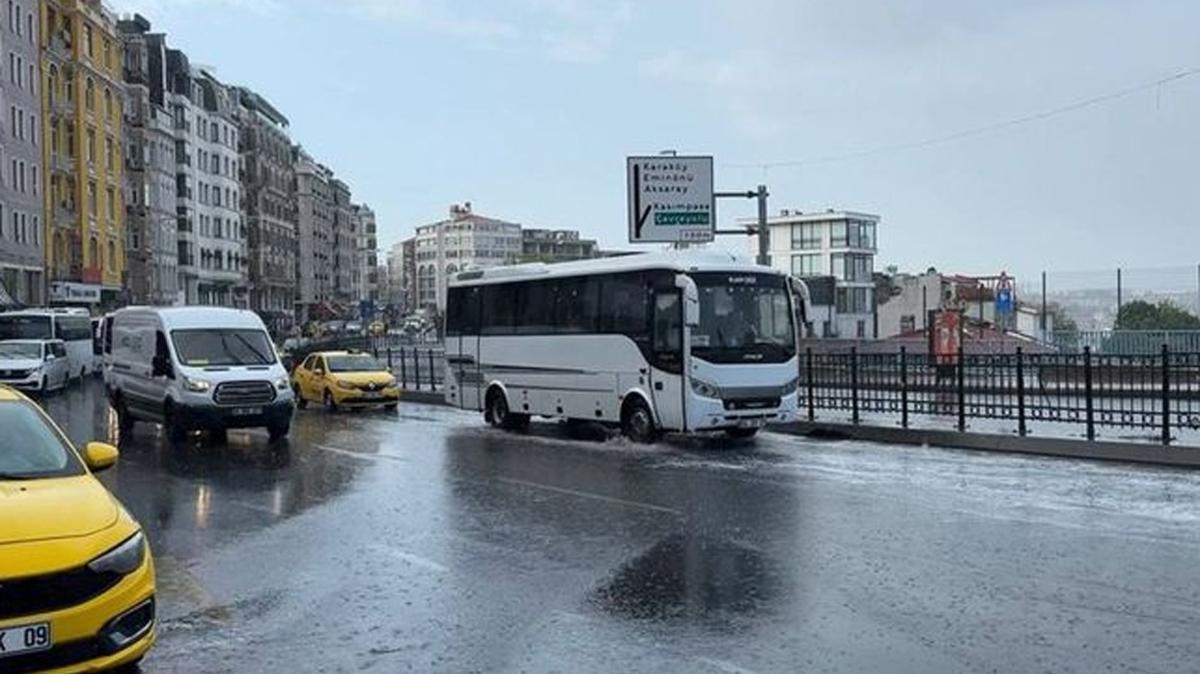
37,379,1200,673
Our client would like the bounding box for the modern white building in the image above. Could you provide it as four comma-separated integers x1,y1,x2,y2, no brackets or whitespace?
752,209,880,338
411,202,521,314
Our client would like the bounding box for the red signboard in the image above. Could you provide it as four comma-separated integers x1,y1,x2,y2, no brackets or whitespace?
81,267,102,284
929,310,963,365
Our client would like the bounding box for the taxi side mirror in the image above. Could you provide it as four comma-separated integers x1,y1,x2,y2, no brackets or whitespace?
84,442,120,473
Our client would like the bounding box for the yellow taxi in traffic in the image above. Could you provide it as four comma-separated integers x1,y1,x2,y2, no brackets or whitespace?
0,386,155,673
291,351,401,411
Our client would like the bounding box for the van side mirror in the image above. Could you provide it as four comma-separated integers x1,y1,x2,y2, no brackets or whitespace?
45,353,56,362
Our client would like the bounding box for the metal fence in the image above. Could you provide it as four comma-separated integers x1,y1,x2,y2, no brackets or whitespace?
1048,330,1200,355
803,346,1200,445
283,336,446,392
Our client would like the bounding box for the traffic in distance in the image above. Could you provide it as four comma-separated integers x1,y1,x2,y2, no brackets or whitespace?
445,251,809,442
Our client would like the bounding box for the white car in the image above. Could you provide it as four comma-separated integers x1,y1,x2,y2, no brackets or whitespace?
0,339,72,394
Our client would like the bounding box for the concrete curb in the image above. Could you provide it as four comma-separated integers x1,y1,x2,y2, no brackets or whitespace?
398,390,450,406
774,421,1200,468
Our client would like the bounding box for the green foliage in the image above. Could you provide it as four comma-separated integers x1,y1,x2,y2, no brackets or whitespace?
1115,300,1200,331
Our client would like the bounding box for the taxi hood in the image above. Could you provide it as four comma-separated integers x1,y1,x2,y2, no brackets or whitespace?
0,476,119,545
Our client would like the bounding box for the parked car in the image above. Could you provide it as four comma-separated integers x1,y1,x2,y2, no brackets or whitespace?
0,386,156,671
0,339,72,394
104,307,295,441
291,351,400,412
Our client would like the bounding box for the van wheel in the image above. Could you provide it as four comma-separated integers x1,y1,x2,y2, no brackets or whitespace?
621,398,658,444
323,389,337,412
163,404,187,442
115,397,135,433
293,384,307,409
268,421,290,442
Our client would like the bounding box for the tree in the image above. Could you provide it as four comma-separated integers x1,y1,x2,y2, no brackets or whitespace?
1115,300,1200,331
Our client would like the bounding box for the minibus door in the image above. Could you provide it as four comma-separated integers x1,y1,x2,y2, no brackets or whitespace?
650,290,685,432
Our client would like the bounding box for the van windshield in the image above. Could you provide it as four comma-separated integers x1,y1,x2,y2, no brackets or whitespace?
171,329,276,367
0,342,42,360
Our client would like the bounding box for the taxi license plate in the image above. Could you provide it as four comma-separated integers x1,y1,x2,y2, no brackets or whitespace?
0,622,52,659
362,391,381,399
231,407,263,417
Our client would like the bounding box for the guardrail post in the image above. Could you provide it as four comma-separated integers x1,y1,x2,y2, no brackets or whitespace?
413,348,421,390
806,347,815,422
399,347,407,389
850,346,860,425
957,345,966,432
1084,346,1095,441
900,346,909,429
1162,343,1171,446
1016,347,1027,437
387,346,393,371
428,350,437,391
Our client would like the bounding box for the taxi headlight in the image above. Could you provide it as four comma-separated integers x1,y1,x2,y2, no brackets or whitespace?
88,532,146,576
337,379,357,391
690,377,721,399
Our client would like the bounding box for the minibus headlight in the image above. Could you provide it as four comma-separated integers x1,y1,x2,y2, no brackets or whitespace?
88,532,146,576
183,377,211,393
690,377,721,399
782,376,801,395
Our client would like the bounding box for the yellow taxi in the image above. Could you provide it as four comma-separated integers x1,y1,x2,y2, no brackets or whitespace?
0,386,155,673
291,351,400,411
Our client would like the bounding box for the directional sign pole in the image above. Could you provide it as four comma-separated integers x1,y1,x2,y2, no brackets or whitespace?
714,185,770,267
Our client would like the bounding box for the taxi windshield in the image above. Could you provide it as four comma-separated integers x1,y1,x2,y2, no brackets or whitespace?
0,401,84,480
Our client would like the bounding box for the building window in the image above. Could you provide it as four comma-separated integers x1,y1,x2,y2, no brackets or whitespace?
830,221,848,247
88,181,97,216
108,240,116,269
791,222,822,250
86,128,96,164
106,187,115,220
831,253,873,282
791,254,824,277
104,88,113,122
105,137,114,172
85,24,94,58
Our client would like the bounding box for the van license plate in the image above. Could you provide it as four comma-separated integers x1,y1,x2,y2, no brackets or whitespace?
231,407,262,417
0,622,52,659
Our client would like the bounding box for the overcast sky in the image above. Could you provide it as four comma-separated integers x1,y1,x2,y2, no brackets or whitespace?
114,0,1200,280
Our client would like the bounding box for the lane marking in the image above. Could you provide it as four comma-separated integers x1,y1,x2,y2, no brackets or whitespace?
316,444,408,463
695,656,759,674
495,476,680,516
371,544,449,574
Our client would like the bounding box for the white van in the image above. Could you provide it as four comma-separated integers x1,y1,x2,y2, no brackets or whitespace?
105,307,294,441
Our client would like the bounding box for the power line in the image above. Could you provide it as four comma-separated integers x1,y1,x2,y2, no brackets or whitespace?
725,66,1200,171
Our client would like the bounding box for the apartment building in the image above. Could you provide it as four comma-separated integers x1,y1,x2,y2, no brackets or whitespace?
293,145,332,320
409,202,521,313
235,85,295,331
1,0,43,305
41,0,124,307
351,203,377,303
117,14,177,304
520,228,597,263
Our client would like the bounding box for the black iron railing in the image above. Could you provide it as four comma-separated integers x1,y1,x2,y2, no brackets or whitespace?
802,346,1200,445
